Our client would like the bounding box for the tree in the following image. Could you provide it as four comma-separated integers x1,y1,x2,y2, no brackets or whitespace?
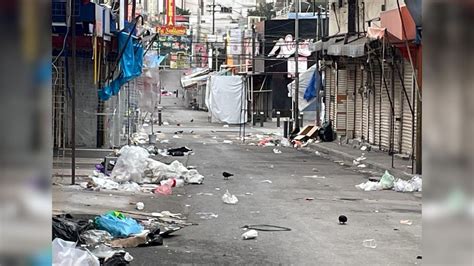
176,7,190,16
247,2,276,20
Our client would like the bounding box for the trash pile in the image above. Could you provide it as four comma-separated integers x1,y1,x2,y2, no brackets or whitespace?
82,145,204,195
356,171,422,192
52,210,186,264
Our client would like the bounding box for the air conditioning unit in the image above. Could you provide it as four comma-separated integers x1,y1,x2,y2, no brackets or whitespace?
248,16,264,28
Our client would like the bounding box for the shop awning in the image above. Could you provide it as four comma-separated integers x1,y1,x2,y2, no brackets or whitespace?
327,36,369,58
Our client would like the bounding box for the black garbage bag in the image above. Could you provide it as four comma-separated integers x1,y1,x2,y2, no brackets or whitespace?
167,147,192,156
319,120,335,142
103,252,130,266
52,215,94,243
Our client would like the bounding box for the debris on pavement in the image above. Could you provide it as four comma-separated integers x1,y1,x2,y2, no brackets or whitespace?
304,175,326,179
154,183,173,195
356,170,395,191
136,202,145,210
167,146,193,156
273,148,282,154
196,212,219,220
80,230,113,246
197,192,214,196
109,231,149,248
52,238,100,266
400,220,413,225
111,146,150,183
241,229,258,240
172,135,182,139
261,179,273,184
241,224,292,231
103,252,133,265
362,239,377,248
393,176,422,192
338,215,348,224
222,190,239,205
357,164,367,168
94,211,143,238
223,140,233,144
52,215,94,243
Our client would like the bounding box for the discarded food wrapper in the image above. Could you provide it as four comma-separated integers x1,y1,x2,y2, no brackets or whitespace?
400,219,413,225
222,190,239,205
261,180,273,184
241,229,258,240
273,148,282,154
80,230,113,246
136,202,144,210
362,239,377,248
223,140,233,144
196,212,218,220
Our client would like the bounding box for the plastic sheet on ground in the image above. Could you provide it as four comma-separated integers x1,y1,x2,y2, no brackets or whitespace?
111,146,150,183
356,181,383,191
94,211,143,238
145,159,204,184
52,238,100,266
80,230,113,246
393,176,422,192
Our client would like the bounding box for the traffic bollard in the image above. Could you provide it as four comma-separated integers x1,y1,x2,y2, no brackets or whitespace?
276,111,281,127
283,121,288,138
260,112,264,127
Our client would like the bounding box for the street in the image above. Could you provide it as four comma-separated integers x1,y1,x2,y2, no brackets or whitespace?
53,96,422,265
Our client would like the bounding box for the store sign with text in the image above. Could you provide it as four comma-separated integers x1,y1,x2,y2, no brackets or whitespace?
158,25,187,36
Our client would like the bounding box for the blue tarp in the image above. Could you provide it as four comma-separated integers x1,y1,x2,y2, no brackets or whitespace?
303,70,321,102
99,32,144,101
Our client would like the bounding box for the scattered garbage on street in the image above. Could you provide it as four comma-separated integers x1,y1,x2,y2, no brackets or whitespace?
362,239,377,248
241,230,258,240
222,190,239,204
356,171,422,193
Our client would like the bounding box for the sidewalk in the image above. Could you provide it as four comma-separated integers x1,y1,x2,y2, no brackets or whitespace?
308,141,416,179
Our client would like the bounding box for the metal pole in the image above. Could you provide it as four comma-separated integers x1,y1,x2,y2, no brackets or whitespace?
251,25,256,125
70,0,76,185
276,111,281,127
212,0,215,35
294,0,300,131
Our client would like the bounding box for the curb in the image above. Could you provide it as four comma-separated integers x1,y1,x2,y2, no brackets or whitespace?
308,143,414,180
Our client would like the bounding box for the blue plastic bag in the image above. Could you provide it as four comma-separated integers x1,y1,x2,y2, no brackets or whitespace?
94,211,143,238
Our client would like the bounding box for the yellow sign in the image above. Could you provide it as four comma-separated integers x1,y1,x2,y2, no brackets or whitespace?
158,25,187,36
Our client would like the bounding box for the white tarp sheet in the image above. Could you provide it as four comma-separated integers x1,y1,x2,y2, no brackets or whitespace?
288,64,317,112
208,76,247,124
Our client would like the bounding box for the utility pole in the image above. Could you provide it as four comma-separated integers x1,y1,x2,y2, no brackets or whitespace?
70,0,77,185
294,0,300,130
251,24,256,125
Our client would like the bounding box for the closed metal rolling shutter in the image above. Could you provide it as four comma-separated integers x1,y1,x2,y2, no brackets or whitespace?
324,67,336,124
336,69,348,134
370,65,381,144
401,60,415,155
346,65,356,139
362,70,369,142
379,64,392,150
393,63,404,153
354,65,363,139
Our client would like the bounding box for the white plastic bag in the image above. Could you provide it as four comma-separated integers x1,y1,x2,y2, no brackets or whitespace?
393,176,422,192
80,230,113,246
111,146,150,183
380,170,395,189
241,229,258,240
222,190,239,204
52,238,100,266
356,181,382,191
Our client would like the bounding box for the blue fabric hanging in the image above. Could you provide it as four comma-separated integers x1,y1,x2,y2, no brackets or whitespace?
304,70,321,102
99,32,144,101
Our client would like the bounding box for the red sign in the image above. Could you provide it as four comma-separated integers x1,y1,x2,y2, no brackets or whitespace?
158,25,187,36
165,0,176,26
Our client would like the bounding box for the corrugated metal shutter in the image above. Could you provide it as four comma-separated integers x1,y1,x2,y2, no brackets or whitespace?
393,64,403,153
324,67,336,124
362,70,369,142
379,64,392,150
346,65,356,139
354,65,363,139
401,60,415,155
336,69,348,134
369,65,381,144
